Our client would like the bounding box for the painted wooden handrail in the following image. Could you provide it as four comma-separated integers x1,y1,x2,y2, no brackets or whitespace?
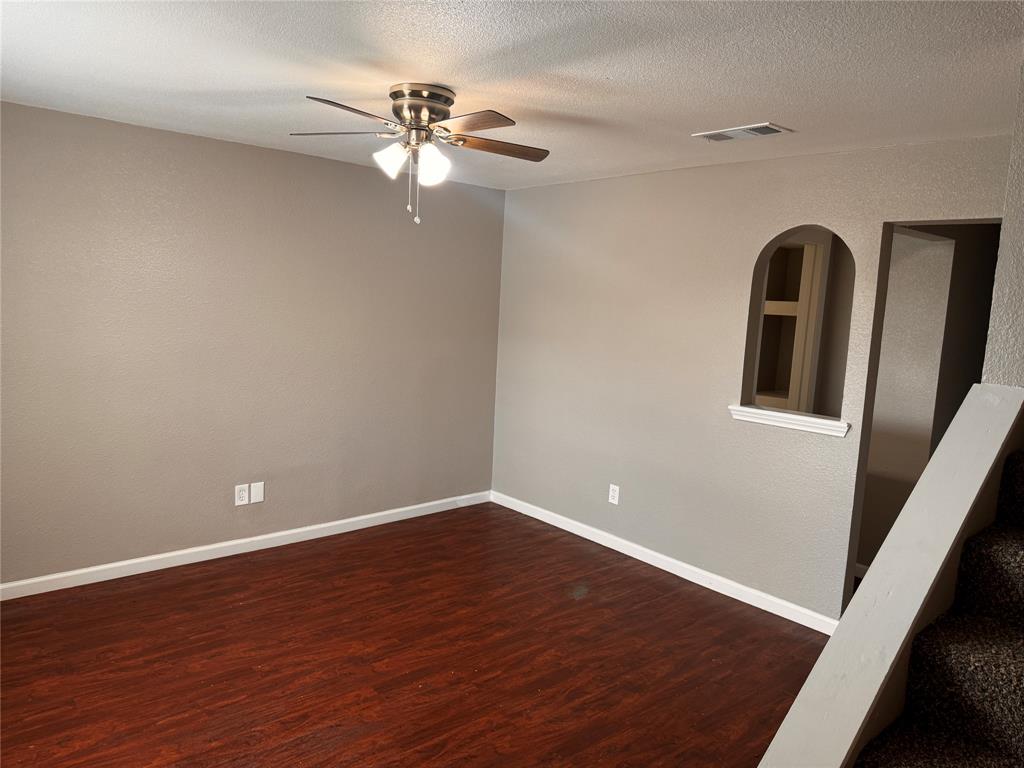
759,383,1024,768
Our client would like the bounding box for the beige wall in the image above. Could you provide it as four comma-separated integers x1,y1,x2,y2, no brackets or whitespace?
493,136,1010,618
985,65,1024,387
1,103,504,582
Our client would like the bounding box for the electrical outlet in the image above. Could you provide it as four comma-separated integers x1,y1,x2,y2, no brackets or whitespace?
608,484,619,505
235,483,249,506
250,481,265,504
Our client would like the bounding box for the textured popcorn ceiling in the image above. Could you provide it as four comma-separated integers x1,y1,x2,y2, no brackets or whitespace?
2,1,1022,190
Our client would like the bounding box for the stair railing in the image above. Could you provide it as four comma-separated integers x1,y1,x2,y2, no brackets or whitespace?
758,383,1024,768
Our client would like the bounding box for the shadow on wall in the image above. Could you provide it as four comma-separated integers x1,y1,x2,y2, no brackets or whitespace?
860,473,918,562
742,225,855,419
858,222,1001,567
859,423,930,562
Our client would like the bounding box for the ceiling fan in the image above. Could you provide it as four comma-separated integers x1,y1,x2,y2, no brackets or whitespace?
292,83,550,223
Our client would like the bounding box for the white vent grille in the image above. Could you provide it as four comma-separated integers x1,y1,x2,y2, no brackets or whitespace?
691,122,791,142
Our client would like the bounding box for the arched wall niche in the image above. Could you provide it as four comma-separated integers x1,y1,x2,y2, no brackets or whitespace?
740,225,855,418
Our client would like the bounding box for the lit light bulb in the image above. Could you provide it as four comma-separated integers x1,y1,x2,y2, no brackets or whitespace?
373,142,409,179
417,143,451,186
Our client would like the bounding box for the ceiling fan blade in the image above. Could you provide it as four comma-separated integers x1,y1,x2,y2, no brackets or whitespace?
306,96,402,131
430,110,515,134
447,134,549,162
290,131,401,137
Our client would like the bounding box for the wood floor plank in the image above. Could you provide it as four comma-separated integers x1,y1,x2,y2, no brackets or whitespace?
2,503,825,767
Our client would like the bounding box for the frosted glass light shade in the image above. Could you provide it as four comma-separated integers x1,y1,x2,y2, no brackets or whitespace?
373,142,408,179
417,143,451,186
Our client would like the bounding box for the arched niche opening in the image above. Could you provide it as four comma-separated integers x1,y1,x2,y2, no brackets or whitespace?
741,225,854,418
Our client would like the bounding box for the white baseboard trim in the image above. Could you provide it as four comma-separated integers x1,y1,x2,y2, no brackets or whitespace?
855,562,869,579
3,488,841,635
0,491,492,601
490,491,839,636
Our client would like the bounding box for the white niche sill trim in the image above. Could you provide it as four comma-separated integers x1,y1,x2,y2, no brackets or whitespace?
728,404,851,437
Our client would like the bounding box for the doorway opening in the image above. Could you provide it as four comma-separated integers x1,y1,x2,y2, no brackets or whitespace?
856,220,1002,575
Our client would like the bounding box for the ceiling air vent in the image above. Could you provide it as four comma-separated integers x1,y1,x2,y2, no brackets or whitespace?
691,122,791,142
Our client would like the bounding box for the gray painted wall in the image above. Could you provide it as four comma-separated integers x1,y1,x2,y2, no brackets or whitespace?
3,95,1019,623
493,137,1009,619
985,65,1024,386
923,223,1001,453
1,103,505,582
858,230,955,565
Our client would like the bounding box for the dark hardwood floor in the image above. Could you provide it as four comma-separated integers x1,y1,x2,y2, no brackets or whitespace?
2,503,825,767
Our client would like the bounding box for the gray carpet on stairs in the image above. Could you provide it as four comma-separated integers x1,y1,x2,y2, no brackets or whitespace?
854,450,1024,767
957,525,1024,628
855,722,1020,768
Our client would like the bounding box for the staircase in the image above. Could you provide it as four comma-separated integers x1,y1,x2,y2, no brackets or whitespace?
855,451,1024,767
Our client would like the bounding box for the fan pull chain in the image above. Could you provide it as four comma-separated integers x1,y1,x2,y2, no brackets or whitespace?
414,169,421,224
406,158,413,214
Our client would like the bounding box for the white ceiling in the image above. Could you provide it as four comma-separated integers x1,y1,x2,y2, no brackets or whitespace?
3,1,1022,190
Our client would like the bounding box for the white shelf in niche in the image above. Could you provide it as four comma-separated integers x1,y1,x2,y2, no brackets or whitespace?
728,404,850,437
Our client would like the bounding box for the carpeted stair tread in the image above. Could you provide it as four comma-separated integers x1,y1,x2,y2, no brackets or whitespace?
997,450,1024,523
856,451,1024,765
905,613,1024,758
956,525,1024,627
855,720,1019,768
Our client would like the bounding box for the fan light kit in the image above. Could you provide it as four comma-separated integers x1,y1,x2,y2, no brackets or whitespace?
292,83,550,223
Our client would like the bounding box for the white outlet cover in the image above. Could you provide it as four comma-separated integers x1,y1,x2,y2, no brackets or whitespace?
250,481,264,504
234,483,249,506
608,484,620,505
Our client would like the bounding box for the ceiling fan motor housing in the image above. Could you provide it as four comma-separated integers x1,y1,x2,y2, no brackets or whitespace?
389,83,455,129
